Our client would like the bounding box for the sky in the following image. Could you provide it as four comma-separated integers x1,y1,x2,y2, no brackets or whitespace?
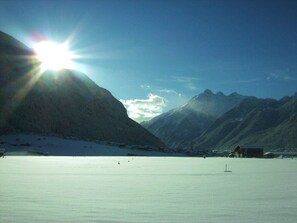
0,0,296,122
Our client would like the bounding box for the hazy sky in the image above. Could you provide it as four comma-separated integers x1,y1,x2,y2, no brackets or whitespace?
0,0,296,122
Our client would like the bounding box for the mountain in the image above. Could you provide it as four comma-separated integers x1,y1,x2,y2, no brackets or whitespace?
142,89,246,150
0,31,165,149
189,94,297,152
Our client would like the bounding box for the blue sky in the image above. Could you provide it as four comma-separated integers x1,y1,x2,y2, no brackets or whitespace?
0,0,296,122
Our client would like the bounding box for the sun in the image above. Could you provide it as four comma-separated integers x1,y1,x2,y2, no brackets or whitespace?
33,41,75,71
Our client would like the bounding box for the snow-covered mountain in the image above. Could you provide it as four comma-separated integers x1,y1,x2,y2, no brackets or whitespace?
142,89,246,150
0,31,165,151
189,94,297,152
143,89,297,153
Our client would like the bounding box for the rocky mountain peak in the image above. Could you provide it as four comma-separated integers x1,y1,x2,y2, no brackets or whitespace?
230,92,239,96
187,89,246,117
143,89,247,149
203,89,214,95
216,91,225,97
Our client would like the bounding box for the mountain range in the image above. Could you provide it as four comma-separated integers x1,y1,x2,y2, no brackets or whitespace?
191,94,297,152
0,31,165,149
142,90,246,151
1,30,296,155
143,90,297,153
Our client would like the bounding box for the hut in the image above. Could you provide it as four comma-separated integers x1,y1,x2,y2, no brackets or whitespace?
233,146,263,158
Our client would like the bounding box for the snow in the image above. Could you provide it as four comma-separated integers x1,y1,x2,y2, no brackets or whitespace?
0,134,177,156
0,157,296,222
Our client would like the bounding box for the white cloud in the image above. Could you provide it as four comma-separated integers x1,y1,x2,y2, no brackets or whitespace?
155,76,201,91
155,88,182,96
140,83,183,97
172,76,200,91
237,78,260,83
266,69,297,81
172,76,201,83
120,94,166,123
220,78,261,85
266,72,297,81
140,84,151,89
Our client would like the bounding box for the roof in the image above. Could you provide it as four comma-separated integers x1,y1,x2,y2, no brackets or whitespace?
237,145,263,150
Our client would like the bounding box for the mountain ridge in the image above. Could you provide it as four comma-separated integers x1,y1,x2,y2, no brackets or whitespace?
0,31,165,150
189,94,297,152
143,89,297,152
142,89,247,150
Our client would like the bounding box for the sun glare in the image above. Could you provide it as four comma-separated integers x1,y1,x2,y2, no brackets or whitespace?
34,41,75,71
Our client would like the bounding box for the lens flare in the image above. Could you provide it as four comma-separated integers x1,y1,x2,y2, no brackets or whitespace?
33,41,76,71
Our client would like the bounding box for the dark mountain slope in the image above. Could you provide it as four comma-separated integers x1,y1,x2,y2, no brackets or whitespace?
190,95,297,152
0,31,165,148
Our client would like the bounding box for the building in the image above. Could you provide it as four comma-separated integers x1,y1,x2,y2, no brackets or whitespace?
233,146,263,158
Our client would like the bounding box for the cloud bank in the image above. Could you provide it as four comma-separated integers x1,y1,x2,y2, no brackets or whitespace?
120,94,166,123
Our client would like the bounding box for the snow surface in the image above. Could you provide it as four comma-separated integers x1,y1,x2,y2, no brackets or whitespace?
0,157,296,222
0,134,177,156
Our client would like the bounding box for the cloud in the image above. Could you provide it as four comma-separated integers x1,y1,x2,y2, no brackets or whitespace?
266,68,297,81
172,76,201,83
140,83,183,97
220,77,261,85
120,94,166,123
156,76,201,91
266,72,297,81
140,84,151,90
237,78,260,83
155,88,182,96
172,76,200,90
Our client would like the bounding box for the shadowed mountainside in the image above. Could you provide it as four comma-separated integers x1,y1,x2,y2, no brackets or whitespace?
143,88,297,153
0,31,165,149
142,90,246,150
189,95,297,152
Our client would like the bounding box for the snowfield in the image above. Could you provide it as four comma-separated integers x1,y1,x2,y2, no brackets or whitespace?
0,157,296,223
0,134,177,156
